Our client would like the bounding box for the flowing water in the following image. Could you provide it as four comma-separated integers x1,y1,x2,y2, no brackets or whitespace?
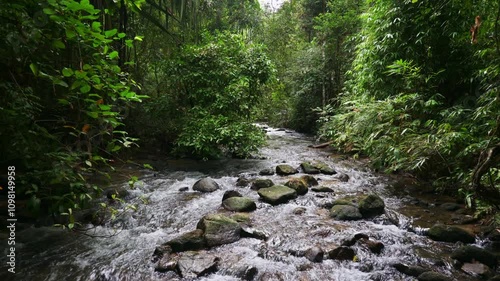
1,127,492,281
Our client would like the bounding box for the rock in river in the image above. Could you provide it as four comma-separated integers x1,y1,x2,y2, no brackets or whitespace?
222,197,257,212
451,245,497,268
358,194,385,217
177,251,220,278
276,164,298,175
196,214,241,247
257,185,297,205
164,229,206,252
251,178,274,190
284,178,309,195
193,177,220,192
427,224,475,244
330,205,362,221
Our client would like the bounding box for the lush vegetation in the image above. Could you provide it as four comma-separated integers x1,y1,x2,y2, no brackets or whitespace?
1,0,498,224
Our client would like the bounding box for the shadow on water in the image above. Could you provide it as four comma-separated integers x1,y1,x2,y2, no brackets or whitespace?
0,127,496,281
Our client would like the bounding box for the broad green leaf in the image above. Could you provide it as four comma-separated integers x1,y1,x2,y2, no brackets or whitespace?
53,39,65,49
109,51,119,59
43,8,55,15
134,35,144,41
117,33,126,39
92,21,101,31
105,29,118,38
30,63,39,76
85,160,92,167
80,83,91,93
87,111,99,118
62,68,73,77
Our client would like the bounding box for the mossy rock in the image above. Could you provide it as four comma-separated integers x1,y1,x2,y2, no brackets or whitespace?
284,178,308,195
358,194,385,217
276,164,298,175
196,214,241,247
251,178,274,190
451,245,497,268
330,205,362,221
257,185,297,205
164,229,206,252
427,224,475,244
300,162,320,174
300,175,319,187
222,197,257,212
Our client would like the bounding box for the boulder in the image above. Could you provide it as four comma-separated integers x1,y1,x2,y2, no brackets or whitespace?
330,205,362,221
393,263,429,277
155,252,177,273
222,190,242,201
193,178,219,192
311,186,334,193
358,194,385,217
234,265,259,281
327,246,356,261
284,178,309,195
359,239,384,254
439,202,461,211
305,246,324,263
300,175,319,187
427,224,475,244
417,271,452,281
251,179,274,190
276,164,298,175
164,229,206,253
451,245,497,268
176,251,219,278
259,168,275,176
300,162,320,174
342,233,369,246
257,185,297,205
293,207,307,215
236,177,250,187
222,197,257,212
241,226,269,240
196,214,241,247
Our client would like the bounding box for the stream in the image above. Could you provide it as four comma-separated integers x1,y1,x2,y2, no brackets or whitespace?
1,126,497,281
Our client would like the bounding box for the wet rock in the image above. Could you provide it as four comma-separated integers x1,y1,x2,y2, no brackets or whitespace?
196,214,241,247
311,186,334,193
241,226,268,240
258,272,285,281
489,275,500,281
178,187,189,192
461,262,493,278
417,271,452,281
342,233,369,246
330,205,362,221
393,263,429,277
314,161,336,175
164,229,206,253
259,168,275,176
359,239,384,254
327,246,356,261
276,164,298,175
193,178,220,192
300,162,320,174
251,179,274,190
235,265,259,281
293,207,307,215
451,245,497,268
236,177,250,187
451,214,478,225
336,173,350,182
300,175,319,187
284,178,309,195
176,251,219,278
222,190,242,201
105,186,129,199
487,228,500,241
152,244,172,262
230,212,251,223
439,202,461,211
257,185,297,205
222,197,257,212
305,246,324,262
155,252,177,272
358,194,385,217
427,224,475,244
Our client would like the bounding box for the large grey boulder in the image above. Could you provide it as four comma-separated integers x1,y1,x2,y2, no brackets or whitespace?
193,178,220,192
196,214,241,247
276,164,298,175
451,245,497,268
284,178,308,195
358,194,385,217
251,178,274,190
257,185,297,205
164,229,206,253
177,251,219,279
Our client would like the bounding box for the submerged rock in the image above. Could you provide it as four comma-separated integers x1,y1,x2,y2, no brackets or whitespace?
193,178,220,192
330,205,362,221
427,224,475,244
417,271,452,281
257,185,297,205
305,246,324,263
311,186,334,193
284,178,308,195
259,168,275,176
236,177,250,187
327,246,356,261
451,245,497,268
251,179,274,190
176,251,219,278
393,263,429,277
196,214,241,247
336,173,350,182
222,197,257,212
358,194,385,217
164,229,206,253
276,164,298,175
